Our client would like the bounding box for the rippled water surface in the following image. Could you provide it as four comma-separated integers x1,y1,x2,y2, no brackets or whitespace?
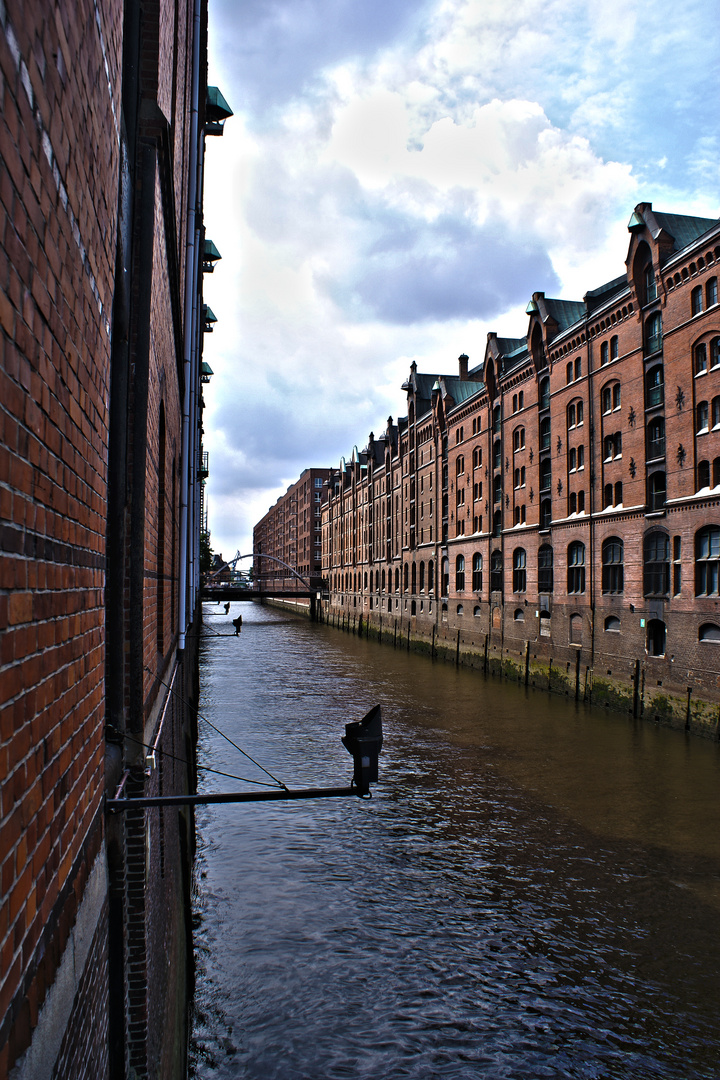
190,604,720,1079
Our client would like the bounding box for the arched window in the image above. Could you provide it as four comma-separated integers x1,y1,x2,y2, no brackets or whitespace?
610,335,619,361
395,568,400,592
456,455,465,475
645,312,662,355
455,554,465,593
712,337,720,369
514,608,525,622
614,480,623,506
472,552,482,592
605,615,621,633
473,446,482,469
411,562,417,594
603,483,613,509
566,360,573,384
695,526,720,596
602,537,624,594
698,460,711,490
540,416,551,450
513,427,525,452
707,278,718,308
490,550,503,592
513,548,526,592
493,405,501,433
692,285,703,316
646,619,666,656
603,432,622,460
441,557,449,596
647,416,665,460
567,399,583,428
600,341,609,366
699,622,720,642
567,542,585,594
644,532,670,596
569,613,582,645
538,545,553,592
428,559,434,593
419,561,425,592
601,382,621,414
695,342,707,375
381,569,386,591
697,401,709,433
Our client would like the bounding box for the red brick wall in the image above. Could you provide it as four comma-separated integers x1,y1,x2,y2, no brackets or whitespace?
0,0,122,1070
321,209,720,725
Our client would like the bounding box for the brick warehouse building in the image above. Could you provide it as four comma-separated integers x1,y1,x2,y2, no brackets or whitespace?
322,205,720,731
253,468,331,597
0,1,228,1077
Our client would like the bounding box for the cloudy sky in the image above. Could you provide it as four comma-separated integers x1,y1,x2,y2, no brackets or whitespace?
201,0,719,561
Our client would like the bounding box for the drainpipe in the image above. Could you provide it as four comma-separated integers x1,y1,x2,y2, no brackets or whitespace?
178,0,202,651
586,333,596,679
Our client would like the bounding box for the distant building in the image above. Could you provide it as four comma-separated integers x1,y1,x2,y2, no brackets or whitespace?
322,204,720,728
254,469,332,590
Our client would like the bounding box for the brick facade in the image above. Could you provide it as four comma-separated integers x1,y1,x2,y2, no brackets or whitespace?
1,0,218,1075
322,205,720,732
254,468,332,589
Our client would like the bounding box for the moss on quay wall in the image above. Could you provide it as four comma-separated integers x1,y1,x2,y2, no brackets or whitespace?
264,598,720,741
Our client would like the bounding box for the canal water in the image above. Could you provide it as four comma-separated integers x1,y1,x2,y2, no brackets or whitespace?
189,603,720,1079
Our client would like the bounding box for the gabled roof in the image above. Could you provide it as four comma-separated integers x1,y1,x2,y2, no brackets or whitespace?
650,212,717,251
435,375,485,408
542,298,586,332
584,274,628,313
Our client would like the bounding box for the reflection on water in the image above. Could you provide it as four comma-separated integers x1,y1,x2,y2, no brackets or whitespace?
190,604,720,1079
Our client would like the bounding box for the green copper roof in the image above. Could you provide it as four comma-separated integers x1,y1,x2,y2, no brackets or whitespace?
653,212,718,251
206,86,233,120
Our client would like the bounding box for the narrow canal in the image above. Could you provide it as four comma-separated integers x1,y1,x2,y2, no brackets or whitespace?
189,603,720,1079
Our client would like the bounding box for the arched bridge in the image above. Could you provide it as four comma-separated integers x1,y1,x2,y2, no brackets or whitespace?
202,552,327,614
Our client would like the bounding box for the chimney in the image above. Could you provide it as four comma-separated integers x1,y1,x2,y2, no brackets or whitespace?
458,353,469,379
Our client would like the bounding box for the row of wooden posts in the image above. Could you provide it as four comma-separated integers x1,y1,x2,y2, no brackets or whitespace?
321,607,707,731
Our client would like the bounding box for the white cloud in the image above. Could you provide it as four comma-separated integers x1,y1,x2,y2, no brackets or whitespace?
203,0,718,558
